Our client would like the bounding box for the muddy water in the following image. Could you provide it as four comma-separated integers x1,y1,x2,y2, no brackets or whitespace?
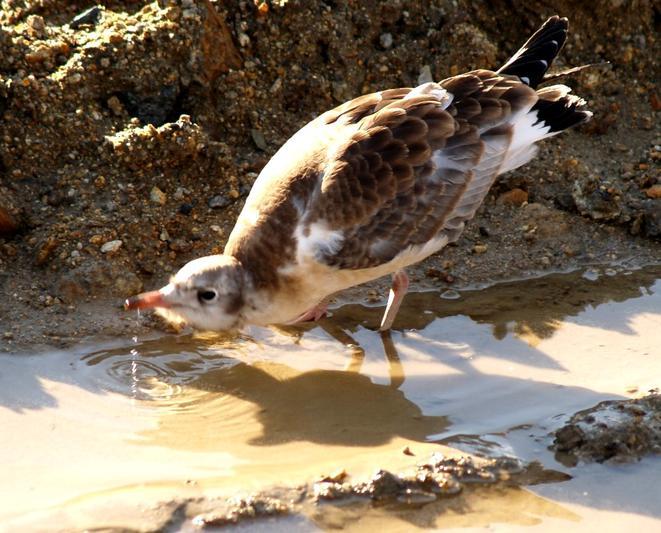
1,266,660,531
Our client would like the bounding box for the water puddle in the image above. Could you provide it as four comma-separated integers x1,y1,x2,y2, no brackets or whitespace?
1,265,659,530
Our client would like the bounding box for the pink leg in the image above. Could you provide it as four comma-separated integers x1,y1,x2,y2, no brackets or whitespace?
291,301,329,323
379,270,409,331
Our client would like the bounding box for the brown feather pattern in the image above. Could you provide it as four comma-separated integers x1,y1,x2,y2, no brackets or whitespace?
306,70,536,269
226,70,539,285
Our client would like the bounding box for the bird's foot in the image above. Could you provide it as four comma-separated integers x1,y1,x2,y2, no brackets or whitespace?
292,302,329,323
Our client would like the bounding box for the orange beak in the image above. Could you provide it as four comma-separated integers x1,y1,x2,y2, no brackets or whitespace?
124,290,171,310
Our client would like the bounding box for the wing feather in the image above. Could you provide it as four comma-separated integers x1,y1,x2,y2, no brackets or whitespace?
296,73,539,269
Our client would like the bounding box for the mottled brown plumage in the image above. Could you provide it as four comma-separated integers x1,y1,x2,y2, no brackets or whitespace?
226,71,538,274
126,16,592,332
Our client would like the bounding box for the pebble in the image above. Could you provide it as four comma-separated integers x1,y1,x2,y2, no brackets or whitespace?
251,129,267,151
35,237,58,266
645,184,661,199
173,187,188,200
473,244,488,254
107,96,124,116
179,203,193,215
70,6,103,29
380,33,393,49
0,206,19,235
101,240,123,253
497,188,528,206
26,15,46,35
208,195,231,209
238,32,251,48
418,65,433,85
150,186,167,205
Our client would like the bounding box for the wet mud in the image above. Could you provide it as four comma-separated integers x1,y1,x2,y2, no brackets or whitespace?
1,266,659,530
553,393,661,466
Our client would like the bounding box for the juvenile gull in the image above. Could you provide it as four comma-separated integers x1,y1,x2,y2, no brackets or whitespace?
126,16,592,331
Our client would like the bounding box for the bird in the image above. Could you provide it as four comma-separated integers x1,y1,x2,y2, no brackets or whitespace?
126,16,592,332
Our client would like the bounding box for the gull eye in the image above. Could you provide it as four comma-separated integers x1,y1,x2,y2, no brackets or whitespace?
197,289,218,303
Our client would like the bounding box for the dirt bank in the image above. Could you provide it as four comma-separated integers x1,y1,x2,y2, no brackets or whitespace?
0,0,659,350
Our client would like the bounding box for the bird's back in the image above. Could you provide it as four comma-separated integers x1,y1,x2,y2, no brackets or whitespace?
225,16,591,292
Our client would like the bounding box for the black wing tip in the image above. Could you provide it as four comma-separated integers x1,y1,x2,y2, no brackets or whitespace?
498,15,570,88
533,95,592,133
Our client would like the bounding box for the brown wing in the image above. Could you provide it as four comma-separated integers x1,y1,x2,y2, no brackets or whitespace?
306,71,537,269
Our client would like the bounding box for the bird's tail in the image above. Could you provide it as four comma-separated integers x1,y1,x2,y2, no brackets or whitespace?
499,15,592,132
498,15,568,88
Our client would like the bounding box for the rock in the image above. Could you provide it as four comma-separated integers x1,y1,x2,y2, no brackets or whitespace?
473,244,488,254
150,186,167,205
380,33,393,49
208,194,231,209
552,394,661,465
572,176,622,221
645,184,661,199
178,203,193,215
199,0,242,83
26,15,46,36
418,65,433,85
640,200,661,238
35,237,58,266
169,238,192,252
650,93,661,112
192,496,290,528
107,96,124,116
101,240,123,253
366,470,404,500
250,129,267,151
173,187,188,200
0,206,18,235
238,32,251,48
70,6,103,29
497,188,528,206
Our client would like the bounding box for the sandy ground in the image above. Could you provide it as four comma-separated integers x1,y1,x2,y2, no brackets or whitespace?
0,0,659,351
